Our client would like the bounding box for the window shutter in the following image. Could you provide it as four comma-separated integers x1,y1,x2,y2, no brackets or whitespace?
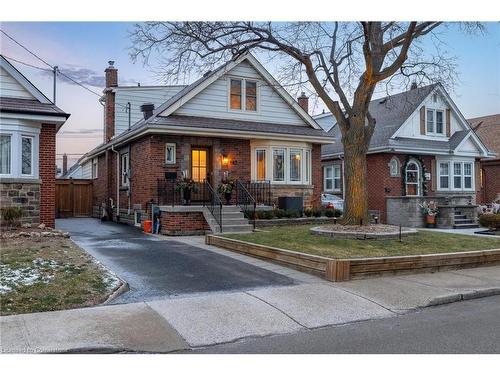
446,109,451,137
420,106,426,135
430,159,436,192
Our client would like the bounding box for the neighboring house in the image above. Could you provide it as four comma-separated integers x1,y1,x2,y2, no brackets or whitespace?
80,53,332,234
316,83,495,228
59,154,91,179
0,55,70,227
469,114,500,203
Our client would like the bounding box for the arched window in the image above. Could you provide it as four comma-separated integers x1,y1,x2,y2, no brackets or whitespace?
405,160,421,196
389,157,400,177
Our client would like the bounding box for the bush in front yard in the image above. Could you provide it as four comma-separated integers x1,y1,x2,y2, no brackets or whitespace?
273,209,286,219
304,208,313,217
479,214,500,229
324,208,335,217
312,208,322,217
284,209,301,218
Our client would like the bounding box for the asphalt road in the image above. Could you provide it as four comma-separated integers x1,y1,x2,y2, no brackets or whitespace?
198,295,500,354
56,218,294,304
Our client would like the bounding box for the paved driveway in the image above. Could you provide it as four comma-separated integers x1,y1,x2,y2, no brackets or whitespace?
56,218,294,304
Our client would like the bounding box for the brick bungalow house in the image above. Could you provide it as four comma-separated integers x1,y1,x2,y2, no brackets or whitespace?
469,114,500,203
316,83,495,228
0,55,70,228
79,53,332,234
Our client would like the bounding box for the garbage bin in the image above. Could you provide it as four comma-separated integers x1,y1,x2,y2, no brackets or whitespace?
143,220,152,233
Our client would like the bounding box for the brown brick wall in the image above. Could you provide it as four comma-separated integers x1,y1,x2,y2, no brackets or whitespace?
311,143,322,208
480,159,500,203
39,124,56,227
160,211,210,235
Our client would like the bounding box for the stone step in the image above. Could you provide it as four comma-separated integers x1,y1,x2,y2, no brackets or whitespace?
221,206,243,213
453,223,479,229
221,212,247,219
454,218,475,224
222,219,250,226
454,214,467,220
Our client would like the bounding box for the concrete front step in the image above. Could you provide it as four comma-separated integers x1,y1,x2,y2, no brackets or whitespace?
221,224,254,233
453,223,480,229
454,219,475,224
454,215,467,220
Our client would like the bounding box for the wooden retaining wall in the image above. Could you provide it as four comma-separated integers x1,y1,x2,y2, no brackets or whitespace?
205,235,500,282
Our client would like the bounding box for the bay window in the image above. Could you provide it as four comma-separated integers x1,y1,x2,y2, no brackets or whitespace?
289,149,301,182
21,136,33,176
0,129,39,179
256,149,266,181
0,134,12,175
437,159,474,191
304,150,311,184
272,149,285,182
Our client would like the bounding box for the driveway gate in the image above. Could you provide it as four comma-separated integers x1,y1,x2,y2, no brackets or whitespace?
55,179,93,218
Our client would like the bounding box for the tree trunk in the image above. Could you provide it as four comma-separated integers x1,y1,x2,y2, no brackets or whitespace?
341,117,371,225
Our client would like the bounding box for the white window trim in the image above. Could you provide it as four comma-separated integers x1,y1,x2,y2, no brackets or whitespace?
0,128,39,179
21,135,34,177
304,149,311,184
426,108,446,136
324,164,341,193
227,76,260,113
120,153,129,187
436,159,475,192
165,143,176,164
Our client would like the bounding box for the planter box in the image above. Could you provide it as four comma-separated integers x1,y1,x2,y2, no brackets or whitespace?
205,235,500,282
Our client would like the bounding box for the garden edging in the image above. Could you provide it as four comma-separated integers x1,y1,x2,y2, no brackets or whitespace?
205,235,500,282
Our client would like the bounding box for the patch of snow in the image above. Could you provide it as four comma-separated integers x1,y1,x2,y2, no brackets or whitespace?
0,259,60,294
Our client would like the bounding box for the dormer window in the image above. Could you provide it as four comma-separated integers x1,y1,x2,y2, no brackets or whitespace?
229,78,258,111
426,109,445,135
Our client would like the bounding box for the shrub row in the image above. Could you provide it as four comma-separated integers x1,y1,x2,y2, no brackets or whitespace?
479,214,500,229
244,208,342,220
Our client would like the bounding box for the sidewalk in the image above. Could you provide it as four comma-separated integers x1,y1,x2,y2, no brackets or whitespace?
1,265,499,353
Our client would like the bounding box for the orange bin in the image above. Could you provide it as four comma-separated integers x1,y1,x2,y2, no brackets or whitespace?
143,220,152,233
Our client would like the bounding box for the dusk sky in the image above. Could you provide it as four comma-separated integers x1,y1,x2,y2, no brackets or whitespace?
0,21,499,169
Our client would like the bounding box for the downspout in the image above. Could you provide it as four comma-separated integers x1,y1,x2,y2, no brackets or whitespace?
127,144,131,215
111,145,120,222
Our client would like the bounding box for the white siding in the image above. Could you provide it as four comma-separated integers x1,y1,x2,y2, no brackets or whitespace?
457,137,481,154
66,165,84,179
114,86,185,135
173,61,307,126
0,67,35,99
395,91,465,139
81,161,92,179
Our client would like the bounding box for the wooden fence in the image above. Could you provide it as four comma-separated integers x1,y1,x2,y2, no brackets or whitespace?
55,179,93,218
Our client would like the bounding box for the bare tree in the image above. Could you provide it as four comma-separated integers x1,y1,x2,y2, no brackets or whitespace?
129,21,482,225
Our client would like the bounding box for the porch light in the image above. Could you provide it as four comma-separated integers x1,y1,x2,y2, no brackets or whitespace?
294,154,301,160
222,154,230,167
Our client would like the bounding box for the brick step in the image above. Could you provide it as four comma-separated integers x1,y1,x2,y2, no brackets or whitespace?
453,223,479,229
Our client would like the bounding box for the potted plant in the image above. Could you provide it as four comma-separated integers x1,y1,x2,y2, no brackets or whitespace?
419,200,439,228
218,177,235,205
176,178,199,205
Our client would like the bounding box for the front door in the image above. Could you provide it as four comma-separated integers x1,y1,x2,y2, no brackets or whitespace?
191,147,211,201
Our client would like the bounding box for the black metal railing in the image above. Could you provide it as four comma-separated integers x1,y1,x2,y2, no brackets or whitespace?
241,180,272,206
204,180,223,232
236,180,256,230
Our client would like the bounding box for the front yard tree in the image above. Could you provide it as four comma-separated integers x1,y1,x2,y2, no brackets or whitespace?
130,22,478,225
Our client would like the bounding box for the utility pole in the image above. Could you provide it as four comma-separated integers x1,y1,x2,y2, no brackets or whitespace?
53,66,58,104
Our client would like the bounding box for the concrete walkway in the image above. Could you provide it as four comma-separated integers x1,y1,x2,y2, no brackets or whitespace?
2,265,499,353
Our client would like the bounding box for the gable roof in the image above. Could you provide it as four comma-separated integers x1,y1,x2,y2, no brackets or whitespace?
469,113,500,158
0,55,70,124
321,84,437,156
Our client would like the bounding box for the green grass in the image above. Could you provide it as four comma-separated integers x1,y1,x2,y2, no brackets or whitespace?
223,225,500,259
0,235,117,316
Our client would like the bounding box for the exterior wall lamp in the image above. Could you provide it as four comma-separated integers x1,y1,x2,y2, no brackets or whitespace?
221,154,230,167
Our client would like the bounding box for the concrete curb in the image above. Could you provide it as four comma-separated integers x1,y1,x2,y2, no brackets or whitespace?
425,287,500,308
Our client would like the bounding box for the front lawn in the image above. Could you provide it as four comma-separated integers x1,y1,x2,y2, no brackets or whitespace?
223,225,500,259
0,234,121,315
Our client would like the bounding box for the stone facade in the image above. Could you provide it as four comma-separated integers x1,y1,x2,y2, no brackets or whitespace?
386,195,476,228
0,182,41,226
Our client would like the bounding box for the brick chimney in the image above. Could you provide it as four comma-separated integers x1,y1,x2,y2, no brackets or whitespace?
62,153,68,175
298,92,309,113
104,61,117,142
